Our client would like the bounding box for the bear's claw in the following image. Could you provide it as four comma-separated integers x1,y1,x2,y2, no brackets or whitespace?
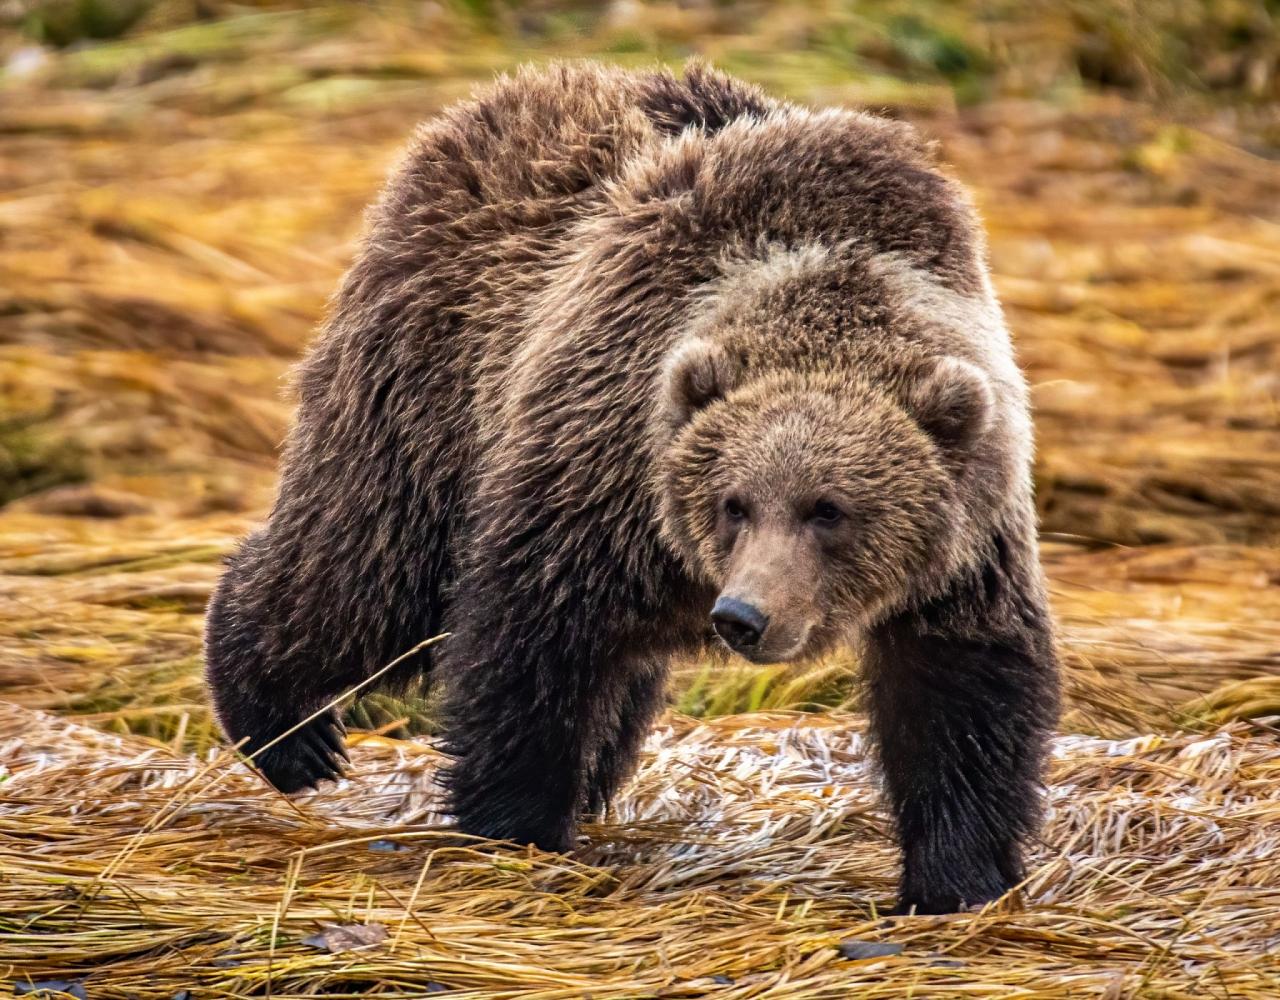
247,710,348,793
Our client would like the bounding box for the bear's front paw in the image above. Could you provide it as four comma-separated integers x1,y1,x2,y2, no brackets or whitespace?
242,710,349,794
451,791,577,854
895,847,1020,915
893,891,975,916
895,878,1010,916
456,812,576,855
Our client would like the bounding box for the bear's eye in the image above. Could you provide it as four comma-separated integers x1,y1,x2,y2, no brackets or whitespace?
810,500,844,525
724,497,748,522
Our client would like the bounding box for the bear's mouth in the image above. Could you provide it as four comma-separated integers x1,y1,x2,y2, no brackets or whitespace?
721,624,812,665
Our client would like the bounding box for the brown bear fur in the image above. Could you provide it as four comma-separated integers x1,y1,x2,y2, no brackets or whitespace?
204,61,1060,915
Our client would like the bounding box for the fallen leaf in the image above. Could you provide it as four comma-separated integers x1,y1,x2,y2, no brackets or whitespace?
301,922,389,954
837,939,904,961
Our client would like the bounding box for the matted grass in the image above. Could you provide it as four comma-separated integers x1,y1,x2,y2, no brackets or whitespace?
5,703,1280,996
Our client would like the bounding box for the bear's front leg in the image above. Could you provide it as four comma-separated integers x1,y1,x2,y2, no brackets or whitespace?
436,328,691,852
863,532,1060,915
439,617,665,852
437,516,679,853
582,656,670,819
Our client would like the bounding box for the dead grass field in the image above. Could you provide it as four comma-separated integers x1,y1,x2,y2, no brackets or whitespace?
2,3,1279,996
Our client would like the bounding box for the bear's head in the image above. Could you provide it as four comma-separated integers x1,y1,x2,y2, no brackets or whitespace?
657,338,995,663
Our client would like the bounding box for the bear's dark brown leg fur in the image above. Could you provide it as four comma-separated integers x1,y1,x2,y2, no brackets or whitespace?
204,554,352,793
582,658,670,819
204,418,458,793
205,540,440,793
435,387,693,851
438,545,678,851
439,628,669,852
863,526,1059,915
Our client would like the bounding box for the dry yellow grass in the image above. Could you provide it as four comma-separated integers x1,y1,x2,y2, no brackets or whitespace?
2,3,1280,996
5,703,1280,996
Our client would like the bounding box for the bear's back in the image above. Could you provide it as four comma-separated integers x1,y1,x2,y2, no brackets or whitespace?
299,63,774,411
364,61,773,297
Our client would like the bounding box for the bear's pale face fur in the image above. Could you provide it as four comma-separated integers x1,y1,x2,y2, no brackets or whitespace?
653,239,1002,663
660,342,994,663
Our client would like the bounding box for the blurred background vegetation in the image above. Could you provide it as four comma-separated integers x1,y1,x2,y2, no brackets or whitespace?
6,0,1280,106
1,0,1278,753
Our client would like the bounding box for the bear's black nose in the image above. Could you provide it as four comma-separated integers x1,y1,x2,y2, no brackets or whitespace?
711,597,768,651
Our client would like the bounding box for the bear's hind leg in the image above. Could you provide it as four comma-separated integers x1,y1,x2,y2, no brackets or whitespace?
203,557,352,792
204,466,450,794
862,528,1060,915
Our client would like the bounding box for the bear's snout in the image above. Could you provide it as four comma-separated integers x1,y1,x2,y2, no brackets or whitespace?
713,521,823,663
710,596,769,652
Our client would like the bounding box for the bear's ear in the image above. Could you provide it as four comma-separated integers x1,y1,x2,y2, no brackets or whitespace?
902,356,995,452
660,338,742,432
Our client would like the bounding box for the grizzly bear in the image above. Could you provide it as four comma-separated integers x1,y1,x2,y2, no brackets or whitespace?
204,62,1060,915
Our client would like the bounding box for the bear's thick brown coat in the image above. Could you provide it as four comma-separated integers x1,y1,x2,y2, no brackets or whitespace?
205,62,1060,914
